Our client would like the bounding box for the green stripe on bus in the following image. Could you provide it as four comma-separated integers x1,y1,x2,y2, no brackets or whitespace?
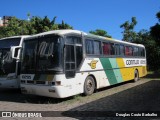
100,58,123,85
100,58,118,85
110,58,123,83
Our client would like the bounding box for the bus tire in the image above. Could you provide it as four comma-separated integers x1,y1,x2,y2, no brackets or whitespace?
84,76,95,96
134,70,139,82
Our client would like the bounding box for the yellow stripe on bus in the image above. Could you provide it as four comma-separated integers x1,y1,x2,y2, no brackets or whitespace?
116,58,147,81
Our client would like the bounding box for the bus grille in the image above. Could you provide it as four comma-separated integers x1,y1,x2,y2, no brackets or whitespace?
21,80,47,85
35,81,46,85
27,81,34,84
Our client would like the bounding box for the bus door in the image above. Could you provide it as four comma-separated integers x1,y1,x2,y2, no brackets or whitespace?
65,36,83,78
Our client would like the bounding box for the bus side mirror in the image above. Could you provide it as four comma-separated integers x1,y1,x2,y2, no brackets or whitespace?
11,46,21,59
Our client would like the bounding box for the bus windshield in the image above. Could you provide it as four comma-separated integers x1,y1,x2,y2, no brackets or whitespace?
0,48,16,75
0,38,21,75
21,35,63,73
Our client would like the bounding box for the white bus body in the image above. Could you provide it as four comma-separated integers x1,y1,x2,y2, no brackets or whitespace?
0,36,29,88
19,30,147,98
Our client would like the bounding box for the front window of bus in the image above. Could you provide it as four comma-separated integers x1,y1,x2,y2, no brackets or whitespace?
0,38,21,75
21,35,63,73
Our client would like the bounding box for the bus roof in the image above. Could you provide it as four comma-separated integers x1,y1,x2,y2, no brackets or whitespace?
0,35,29,41
25,30,145,48
86,33,145,48
34,29,87,36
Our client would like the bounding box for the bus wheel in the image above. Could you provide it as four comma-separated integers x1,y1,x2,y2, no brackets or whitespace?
134,70,139,82
84,76,95,96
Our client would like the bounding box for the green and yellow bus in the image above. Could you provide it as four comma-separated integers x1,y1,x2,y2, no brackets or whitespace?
15,30,147,98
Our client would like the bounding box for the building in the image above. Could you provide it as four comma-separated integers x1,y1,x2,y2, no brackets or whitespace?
0,16,12,27
0,17,3,26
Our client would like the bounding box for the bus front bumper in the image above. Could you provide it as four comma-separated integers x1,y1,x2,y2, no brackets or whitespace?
20,84,79,98
0,78,20,89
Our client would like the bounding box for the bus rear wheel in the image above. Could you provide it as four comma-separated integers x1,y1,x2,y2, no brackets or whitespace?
134,70,139,82
84,76,95,96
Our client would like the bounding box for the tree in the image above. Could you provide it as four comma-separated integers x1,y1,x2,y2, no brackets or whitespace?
58,20,73,29
132,11,160,71
150,24,160,45
149,11,160,70
0,16,74,38
150,11,160,45
156,11,160,22
132,30,160,70
120,17,137,42
89,29,112,38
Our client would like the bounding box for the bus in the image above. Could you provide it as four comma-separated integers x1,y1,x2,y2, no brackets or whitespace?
17,30,147,98
0,36,29,89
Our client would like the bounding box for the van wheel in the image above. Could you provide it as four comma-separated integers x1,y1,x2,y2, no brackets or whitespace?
84,76,95,96
134,70,139,82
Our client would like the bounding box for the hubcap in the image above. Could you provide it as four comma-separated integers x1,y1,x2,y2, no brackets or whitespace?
86,79,93,91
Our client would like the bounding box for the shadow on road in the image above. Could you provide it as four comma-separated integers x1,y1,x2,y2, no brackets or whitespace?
0,80,159,107
62,80,160,119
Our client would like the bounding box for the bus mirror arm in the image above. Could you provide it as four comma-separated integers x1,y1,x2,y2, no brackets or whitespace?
11,46,22,59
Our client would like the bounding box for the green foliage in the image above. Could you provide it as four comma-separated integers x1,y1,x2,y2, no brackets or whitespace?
156,11,160,22
150,23,160,45
132,11,160,71
147,11,160,70
0,16,73,38
121,14,160,71
133,30,160,70
120,17,137,42
58,20,73,29
89,29,112,38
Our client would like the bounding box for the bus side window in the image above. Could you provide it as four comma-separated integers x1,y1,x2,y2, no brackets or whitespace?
139,47,145,57
93,41,101,55
86,39,101,55
125,46,133,56
129,47,133,56
103,42,110,55
115,44,120,55
120,45,125,56
110,43,115,55
125,46,129,56
86,39,94,54
133,47,139,56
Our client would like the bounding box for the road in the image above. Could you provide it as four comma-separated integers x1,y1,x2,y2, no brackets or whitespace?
0,78,160,120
